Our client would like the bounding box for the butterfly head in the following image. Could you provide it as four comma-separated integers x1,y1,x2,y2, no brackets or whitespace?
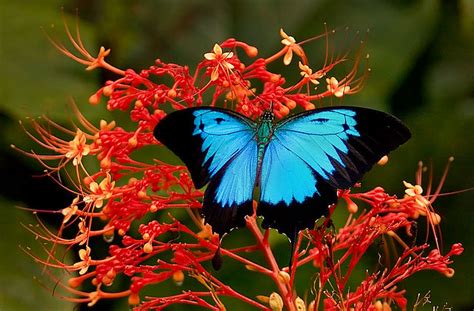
260,110,275,123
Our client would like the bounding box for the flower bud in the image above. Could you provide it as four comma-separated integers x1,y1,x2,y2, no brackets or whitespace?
295,297,306,311
443,268,455,278
103,85,114,96
347,199,358,214
128,293,140,305
269,292,284,311
277,271,290,284
100,157,111,169
303,102,315,110
285,99,297,110
246,46,258,57
173,270,185,286
106,269,116,279
278,104,290,117
429,212,441,225
68,276,82,288
137,190,148,199
89,93,101,105
143,241,153,253
134,100,143,108
128,136,138,148
373,300,392,311
167,89,177,98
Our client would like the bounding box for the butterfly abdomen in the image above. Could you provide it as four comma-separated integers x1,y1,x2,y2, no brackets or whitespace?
254,113,275,186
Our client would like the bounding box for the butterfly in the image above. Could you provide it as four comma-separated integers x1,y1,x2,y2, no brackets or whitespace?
154,106,411,242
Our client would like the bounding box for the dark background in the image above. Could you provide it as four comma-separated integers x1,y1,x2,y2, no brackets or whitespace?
1,0,473,310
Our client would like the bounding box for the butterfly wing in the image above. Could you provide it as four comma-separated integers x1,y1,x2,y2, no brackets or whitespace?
258,107,411,239
154,107,258,235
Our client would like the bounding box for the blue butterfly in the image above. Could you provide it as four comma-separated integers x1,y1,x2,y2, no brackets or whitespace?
154,106,410,241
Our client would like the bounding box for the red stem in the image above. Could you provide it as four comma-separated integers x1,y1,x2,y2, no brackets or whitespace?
245,216,295,311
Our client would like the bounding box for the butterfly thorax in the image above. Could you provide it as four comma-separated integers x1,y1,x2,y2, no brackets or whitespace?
256,110,275,166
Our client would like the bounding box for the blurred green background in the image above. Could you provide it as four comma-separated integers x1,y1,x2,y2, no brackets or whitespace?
0,0,473,310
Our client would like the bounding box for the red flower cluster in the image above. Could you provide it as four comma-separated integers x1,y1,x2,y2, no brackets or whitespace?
15,18,462,310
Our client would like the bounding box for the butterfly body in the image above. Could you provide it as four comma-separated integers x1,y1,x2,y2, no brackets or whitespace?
154,106,410,240
255,111,275,186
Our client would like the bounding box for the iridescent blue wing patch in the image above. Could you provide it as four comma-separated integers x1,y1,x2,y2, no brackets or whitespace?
258,107,411,239
202,139,258,234
154,107,258,235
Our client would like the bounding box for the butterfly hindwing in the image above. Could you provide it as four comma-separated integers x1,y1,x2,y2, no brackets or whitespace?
259,107,411,239
154,107,258,235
